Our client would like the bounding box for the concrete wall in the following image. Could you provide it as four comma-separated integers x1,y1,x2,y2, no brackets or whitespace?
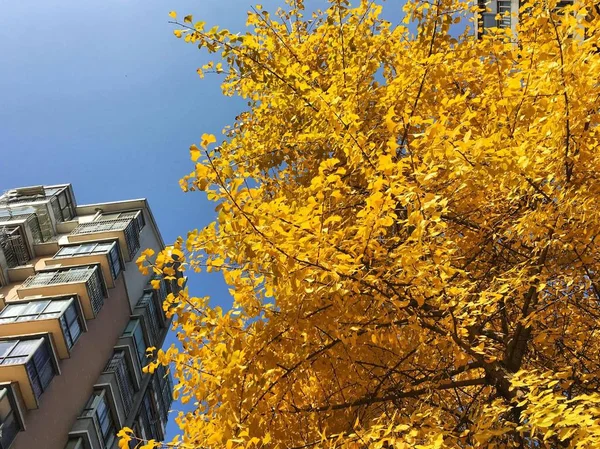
123,211,162,311
11,274,131,449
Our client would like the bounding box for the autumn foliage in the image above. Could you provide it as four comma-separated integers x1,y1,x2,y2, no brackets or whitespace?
133,0,600,448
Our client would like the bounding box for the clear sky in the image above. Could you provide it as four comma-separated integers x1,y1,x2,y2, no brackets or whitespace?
0,0,422,441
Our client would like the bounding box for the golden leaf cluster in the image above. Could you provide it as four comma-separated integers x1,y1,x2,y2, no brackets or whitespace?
128,0,600,448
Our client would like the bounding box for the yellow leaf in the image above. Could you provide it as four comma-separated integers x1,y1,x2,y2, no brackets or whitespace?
142,248,155,258
201,133,217,148
168,11,177,19
190,144,201,162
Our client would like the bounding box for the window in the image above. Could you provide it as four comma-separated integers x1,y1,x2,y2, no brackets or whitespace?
55,242,114,258
0,387,20,449
50,188,74,223
54,242,122,280
123,320,148,369
107,244,122,279
82,390,116,449
151,277,168,305
128,420,142,449
142,388,160,440
152,366,173,425
97,210,144,231
60,301,83,349
0,298,83,349
156,364,174,415
138,291,161,345
86,268,105,316
0,338,56,401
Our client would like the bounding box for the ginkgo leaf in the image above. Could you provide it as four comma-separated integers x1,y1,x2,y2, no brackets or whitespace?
190,144,201,161
200,133,216,148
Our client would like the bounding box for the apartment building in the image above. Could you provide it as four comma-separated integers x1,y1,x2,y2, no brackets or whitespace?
0,184,175,449
476,0,575,36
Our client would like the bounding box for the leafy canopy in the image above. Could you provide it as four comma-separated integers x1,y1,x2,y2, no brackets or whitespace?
133,0,600,448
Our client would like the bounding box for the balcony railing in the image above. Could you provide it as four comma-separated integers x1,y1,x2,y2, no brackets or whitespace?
103,351,135,417
69,218,140,260
135,291,163,346
0,227,30,268
19,266,106,319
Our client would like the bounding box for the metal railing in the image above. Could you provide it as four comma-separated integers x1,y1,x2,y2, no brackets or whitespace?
70,218,140,258
0,227,30,268
104,351,135,416
21,266,105,315
26,214,43,244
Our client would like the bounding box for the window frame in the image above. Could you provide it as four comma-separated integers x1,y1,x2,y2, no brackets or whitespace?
122,319,149,370
54,241,123,280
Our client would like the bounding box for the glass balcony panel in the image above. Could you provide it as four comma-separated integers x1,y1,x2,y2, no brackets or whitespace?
52,241,122,287
0,297,83,359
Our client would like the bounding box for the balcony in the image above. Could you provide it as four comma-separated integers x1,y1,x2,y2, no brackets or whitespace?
0,226,30,269
63,438,85,449
0,336,60,409
100,350,136,423
17,266,107,320
134,289,166,348
0,383,25,449
477,0,513,36
121,319,149,373
139,387,163,441
71,388,118,449
0,296,86,359
67,212,143,262
46,241,123,288
152,364,174,431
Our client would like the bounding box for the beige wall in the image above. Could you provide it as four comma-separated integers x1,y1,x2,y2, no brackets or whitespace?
11,274,131,449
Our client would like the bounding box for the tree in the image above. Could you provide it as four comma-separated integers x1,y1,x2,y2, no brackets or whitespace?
131,0,600,447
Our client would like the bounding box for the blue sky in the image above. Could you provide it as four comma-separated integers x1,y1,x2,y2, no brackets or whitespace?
0,0,429,442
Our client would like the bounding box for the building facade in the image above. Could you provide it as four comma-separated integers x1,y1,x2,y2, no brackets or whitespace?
476,0,574,36
0,184,174,449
